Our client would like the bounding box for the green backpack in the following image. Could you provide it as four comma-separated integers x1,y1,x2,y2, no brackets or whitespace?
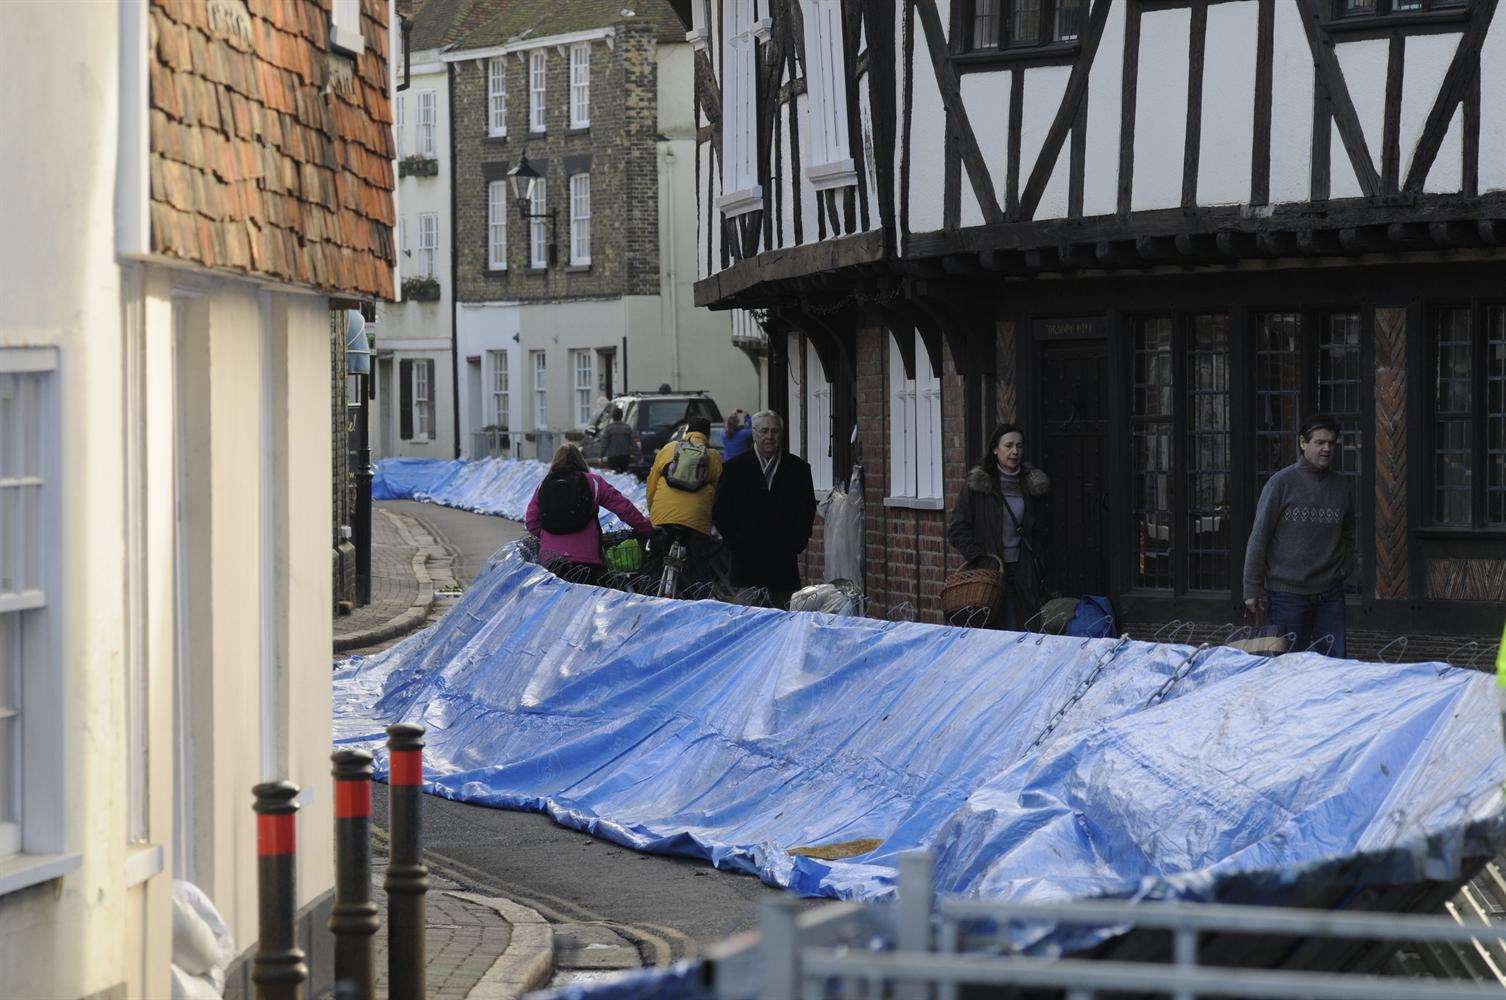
665,438,710,491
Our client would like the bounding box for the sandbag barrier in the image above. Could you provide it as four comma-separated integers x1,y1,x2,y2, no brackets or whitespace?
333,550,1506,932
371,456,647,531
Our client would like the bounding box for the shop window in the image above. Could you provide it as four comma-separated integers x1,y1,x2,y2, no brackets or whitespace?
1429,305,1506,528
1131,315,1231,593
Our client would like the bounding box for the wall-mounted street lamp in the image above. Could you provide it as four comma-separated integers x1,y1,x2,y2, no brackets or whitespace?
507,150,557,266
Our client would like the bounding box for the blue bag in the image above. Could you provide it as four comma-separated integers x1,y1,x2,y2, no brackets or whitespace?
1065,594,1115,638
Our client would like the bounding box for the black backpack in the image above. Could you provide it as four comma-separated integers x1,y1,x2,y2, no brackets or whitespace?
538,470,596,534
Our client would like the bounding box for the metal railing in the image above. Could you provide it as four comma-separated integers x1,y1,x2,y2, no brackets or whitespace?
470,429,513,460
709,852,1506,999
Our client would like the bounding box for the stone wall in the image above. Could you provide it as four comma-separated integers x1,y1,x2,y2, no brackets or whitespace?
452,23,663,305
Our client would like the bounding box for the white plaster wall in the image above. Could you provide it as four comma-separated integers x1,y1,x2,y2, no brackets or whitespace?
796,91,820,241
1425,106,1464,194
386,56,453,457
1020,64,1071,219
1399,32,1456,184
369,344,456,459
1268,0,1314,204
1132,7,1189,212
697,138,712,277
859,74,882,228
0,2,150,995
1198,1,1258,207
959,71,1009,227
779,94,797,246
893,0,909,227
1332,37,1388,198
456,303,524,439
1082,0,1125,217
907,1,947,235
1483,10,1506,194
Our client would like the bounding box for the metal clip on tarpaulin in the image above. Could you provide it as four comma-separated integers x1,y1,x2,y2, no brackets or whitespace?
1025,635,1132,754
1146,643,1211,709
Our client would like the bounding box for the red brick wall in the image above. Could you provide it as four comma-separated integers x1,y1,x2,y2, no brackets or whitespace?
847,327,971,624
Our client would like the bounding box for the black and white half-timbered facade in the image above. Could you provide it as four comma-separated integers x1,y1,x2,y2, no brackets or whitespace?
687,0,1506,638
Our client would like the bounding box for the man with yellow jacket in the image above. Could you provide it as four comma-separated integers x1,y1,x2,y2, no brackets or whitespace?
646,417,723,587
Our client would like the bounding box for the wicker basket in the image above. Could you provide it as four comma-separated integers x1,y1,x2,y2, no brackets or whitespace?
941,555,1005,617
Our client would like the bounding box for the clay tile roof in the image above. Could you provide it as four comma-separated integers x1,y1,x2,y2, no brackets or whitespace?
449,0,685,52
147,0,395,300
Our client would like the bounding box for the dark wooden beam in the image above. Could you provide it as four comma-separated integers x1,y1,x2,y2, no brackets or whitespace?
1403,0,1500,193
914,0,1005,223
1298,229,1342,255
1295,0,1381,198
1257,231,1300,256
1174,232,1218,259
1215,231,1258,258
1017,0,1115,221
1479,220,1506,246
1058,242,1098,269
1135,235,1180,263
979,249,1027,272
1095,240,1140,267
1024,246,1061,271
1386,222,1432,251
1428,221,1483,249
941,253,983,275
1338,225,1388,253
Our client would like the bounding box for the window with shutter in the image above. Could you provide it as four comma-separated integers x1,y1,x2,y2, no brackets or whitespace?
399,359,414,440
488,350,509,429
800,0,856,191
718,0,763,217
395,93,406,158
532,351,549,430
419,213,438,277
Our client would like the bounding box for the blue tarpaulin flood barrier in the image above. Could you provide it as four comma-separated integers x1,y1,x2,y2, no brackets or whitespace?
369,456,647,530
334,545,1506,920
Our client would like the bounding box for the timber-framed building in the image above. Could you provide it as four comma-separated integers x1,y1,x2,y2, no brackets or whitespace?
688,0,1506,637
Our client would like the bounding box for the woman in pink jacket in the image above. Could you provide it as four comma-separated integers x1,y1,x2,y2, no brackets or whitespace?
525,445,653,583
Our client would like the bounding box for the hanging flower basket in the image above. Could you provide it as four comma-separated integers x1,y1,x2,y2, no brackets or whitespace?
398,155,440,178
401,276,441,302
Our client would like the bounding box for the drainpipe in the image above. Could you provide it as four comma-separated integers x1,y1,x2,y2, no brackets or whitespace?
660,142,681,389
448,60,461,458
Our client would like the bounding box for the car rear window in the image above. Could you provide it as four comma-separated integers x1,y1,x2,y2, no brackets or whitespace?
640,399,692,430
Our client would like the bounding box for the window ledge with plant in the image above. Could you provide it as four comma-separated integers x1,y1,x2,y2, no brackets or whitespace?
401,276,441,301
398,154,440,178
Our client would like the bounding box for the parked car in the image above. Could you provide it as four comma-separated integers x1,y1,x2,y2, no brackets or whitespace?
580,390,723,478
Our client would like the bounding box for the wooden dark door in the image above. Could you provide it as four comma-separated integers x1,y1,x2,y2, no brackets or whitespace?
1037,334,1110,598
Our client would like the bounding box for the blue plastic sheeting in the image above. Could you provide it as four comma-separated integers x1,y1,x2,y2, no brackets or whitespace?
371,457,461,500
334,549,1506,915
369,456,648,530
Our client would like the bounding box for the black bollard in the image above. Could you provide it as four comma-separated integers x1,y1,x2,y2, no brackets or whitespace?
252,781,307,1000
330,750,379,1000
384,724,429,1000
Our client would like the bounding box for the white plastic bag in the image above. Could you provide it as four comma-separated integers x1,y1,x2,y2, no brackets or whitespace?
171,880,234,999
818,471,864,588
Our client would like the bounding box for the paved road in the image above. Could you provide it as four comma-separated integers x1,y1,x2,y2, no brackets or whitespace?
370,500,799,959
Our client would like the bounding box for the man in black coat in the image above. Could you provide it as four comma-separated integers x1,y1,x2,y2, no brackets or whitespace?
712,410,816,608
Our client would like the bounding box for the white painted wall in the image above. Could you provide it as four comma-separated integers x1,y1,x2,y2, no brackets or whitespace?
1198,1,1258,207
908,0,947,234
382,54,455,458
0,6,336,997
1082,0,1125,217
960,71,1009,226
1332,37,1388,199
1020,64,1072,219
1483,10,1506,194
1132,7,1190,213
1268,0,1315,204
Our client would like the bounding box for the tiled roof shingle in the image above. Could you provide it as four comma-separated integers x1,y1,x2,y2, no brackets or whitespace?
148,0,396,299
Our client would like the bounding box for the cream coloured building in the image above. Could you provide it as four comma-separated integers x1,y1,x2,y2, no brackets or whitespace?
0,1,397,996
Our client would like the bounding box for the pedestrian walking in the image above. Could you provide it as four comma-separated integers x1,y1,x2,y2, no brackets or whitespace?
1242,414,1355,657
646,416,724,586
946,423,1051,629
712,410,816,609
722,410,753,461
525,445,653,585
602,407,635,475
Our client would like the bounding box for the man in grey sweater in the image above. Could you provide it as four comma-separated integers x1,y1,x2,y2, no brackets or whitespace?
1242,415,1355,657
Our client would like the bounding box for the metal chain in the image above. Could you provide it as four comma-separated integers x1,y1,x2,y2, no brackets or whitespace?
1025,635,1132,753
1146,643,1212,708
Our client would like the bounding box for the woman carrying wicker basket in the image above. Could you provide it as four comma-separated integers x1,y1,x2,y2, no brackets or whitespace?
945,423,1051,629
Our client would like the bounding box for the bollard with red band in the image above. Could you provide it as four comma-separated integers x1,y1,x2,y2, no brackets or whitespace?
384,724,429,1000
252,781,307,1000
330,750,379,1000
